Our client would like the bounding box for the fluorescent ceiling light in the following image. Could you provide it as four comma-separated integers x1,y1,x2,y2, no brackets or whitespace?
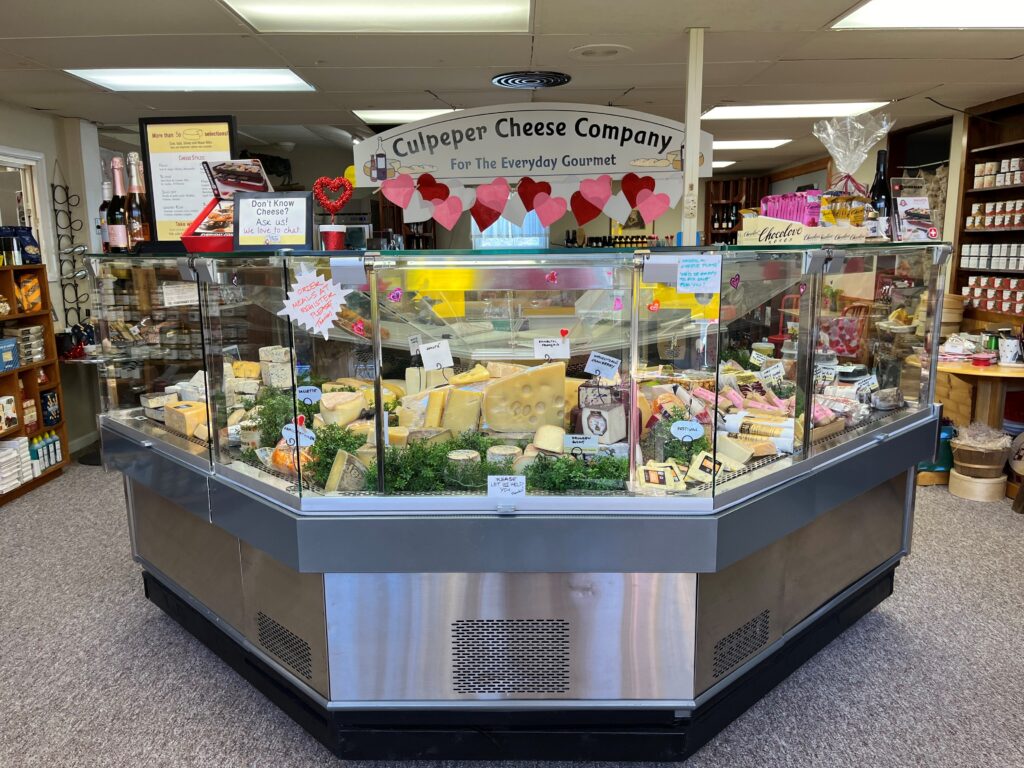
712,139,791,150
703,102,888,120
713,161,736,169
65,68,313,92
222,0,530,32
835,0,1024,29
354,108,458,125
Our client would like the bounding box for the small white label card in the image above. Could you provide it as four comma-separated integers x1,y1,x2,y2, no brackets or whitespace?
856,374,880,396
758,362,785,387
670,420,705,441
488,475,526,497
584,351,621,378
280,422,316,447
676,252,722,294
162,282,198,307
408,333,422,355
564,434,599,452
813,363,838,387
419,339,454,370
749,349,768,368
534,337,571,360
296,385,322,405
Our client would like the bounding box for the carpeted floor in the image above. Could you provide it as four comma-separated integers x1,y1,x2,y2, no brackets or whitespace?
1,463,1023,768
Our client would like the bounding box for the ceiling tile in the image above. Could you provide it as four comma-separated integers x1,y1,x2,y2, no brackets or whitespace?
701,81,930,107
0,35,276,69
787,30,1024,61
296,66,496,92
124,91,341,111
748,58,1024,86
0,69,97,93
1,91,154,123
0,0,244,36
328,90,471,109
0,47,44,69
264,34,533,69
533,0,858,34
705,31,816,62
532,34,689,68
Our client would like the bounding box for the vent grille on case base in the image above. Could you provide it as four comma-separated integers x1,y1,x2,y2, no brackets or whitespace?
256,610,313,680
712,609,771,679
452,619,570,695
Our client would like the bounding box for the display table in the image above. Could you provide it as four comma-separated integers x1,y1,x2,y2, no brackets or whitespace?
933,360,1024,428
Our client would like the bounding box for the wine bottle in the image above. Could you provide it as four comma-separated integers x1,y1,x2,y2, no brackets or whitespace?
98,181,112,253
869,149,892,239
107,157,129,253
125,152,151,248
712,208,720,230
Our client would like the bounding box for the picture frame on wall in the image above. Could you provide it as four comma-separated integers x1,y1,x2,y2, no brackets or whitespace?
138,115,237,251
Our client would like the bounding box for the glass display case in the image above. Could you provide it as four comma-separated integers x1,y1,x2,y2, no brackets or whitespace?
90,244,946,512
89,255,212,466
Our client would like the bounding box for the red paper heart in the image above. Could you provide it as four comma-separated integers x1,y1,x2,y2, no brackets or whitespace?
417,173,450,202
517,176,552,212
469,198,502,231
313,176,354,215
621,172,656,209
560,328,569,338
570,191,602,226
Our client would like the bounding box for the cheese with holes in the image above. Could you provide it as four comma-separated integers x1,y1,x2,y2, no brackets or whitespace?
486,361,526,378
424,388,449,428
324,450,367,492
441,389,483,433
140,391,178,409
534,424,565,454
450,364,490,386
482,362,565,433
232,361,260,379
320,391,365,427
164,401,207,437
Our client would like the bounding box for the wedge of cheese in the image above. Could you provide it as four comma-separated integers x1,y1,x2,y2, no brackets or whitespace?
450,364,490,386
534,424,565,454
354,444,378,468
563,377,586,429
442,388,483,433
226,408,248,427
192,423,210,443
324,450,367,492
320,390,365,427
164,401,208,437
483,362,565,433
140,391,178,409
715,433,754,464
424,387,449,428
486,361,527,378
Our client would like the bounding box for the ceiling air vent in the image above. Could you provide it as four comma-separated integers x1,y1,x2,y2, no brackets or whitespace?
491,71,572,90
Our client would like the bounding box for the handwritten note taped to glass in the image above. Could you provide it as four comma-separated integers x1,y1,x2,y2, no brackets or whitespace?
488,475,526,498
676,253,722,295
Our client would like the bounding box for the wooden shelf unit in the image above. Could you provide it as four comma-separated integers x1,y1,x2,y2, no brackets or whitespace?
0,262,68,499
703,176,770,246
951,93,1024,333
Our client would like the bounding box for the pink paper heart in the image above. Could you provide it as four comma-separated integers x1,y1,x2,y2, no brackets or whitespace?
431,196,464,230
532,192,567,228
635,188,671,224
475,177,510,213
579,175,612,210
380,173,416,208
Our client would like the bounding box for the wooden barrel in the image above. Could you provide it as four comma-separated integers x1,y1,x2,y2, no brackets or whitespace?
950,442,1010,478
949,468,1006,502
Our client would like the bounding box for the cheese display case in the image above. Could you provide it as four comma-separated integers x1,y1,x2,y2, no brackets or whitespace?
95,243,949,761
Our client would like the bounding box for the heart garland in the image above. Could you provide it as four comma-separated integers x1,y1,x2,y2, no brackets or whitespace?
313,176,354,223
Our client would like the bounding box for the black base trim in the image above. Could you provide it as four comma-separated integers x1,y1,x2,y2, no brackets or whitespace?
143,564,896,761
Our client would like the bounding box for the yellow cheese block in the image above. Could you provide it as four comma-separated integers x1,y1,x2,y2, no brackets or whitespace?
382,380,406,398
486,361,527,378
534,424,565,454
441,388,483,433
450,364,490,386
320,391,365,427
483,362,565,433
715,433,754,464
324,450,367,492
164,401,208,437
226,408,247,427
354,444,378,468
396,406,417,427
231,360,260,379
347,420,375,436
424,388,449,428
563,377,586,429
637,392,653,436
193,423,210,443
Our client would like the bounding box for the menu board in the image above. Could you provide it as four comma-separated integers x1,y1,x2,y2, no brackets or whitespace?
139,116,235,243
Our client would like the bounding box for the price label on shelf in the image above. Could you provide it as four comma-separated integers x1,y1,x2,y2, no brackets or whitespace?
533,337,571,360
162,282,198,307
564,434,599,452
813,363,838,387
758,362,785,387
749,350,768,368
584,351,621,379
280,423,316,448
670,420,704,441
296,385,322,405
408,333,422,355
856,374,880,396
419,339,454,371
488,475,526,498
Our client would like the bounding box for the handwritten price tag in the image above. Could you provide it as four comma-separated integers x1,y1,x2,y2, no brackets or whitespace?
296,385,322,404
813,363,838,387
281,423,316,447
584,351,621,379
488,475,526,498
408,333,422,355
670,420,704,441
564,434,599,452
749,350,768,368
534,337,571,360
856,374,880,396
758,362,785,387
419,339,454,370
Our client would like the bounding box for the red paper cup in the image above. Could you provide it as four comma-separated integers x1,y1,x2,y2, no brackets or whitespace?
319,225,346,250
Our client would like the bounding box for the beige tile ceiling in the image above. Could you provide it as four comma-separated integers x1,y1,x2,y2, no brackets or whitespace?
0,0,1021,174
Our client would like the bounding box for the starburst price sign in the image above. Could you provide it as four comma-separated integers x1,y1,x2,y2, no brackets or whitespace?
277,263,348,340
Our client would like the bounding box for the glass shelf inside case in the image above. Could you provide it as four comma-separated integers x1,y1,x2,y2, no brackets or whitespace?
90,255,212,464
